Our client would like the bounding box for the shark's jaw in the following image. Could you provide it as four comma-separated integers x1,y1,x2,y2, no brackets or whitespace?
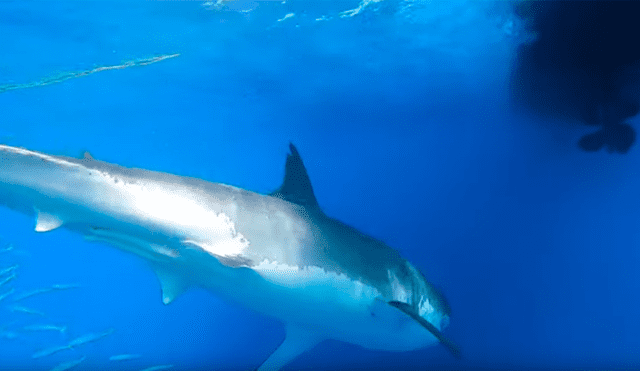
0,144,456,370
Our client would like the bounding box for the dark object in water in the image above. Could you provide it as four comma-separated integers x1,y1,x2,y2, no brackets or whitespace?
579,123,636,154
578,101,639,153
511,1,640,153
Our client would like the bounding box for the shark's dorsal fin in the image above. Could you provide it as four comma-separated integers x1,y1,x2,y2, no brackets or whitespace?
34,211,63,232
388,300,461,359
270,143,319,209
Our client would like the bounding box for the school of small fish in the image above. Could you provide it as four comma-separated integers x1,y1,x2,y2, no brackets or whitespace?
0,238,177,371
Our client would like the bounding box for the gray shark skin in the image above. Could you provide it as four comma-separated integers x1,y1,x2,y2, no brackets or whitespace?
0,143,458,370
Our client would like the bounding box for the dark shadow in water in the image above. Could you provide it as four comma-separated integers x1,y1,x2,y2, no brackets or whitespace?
510,1,640,153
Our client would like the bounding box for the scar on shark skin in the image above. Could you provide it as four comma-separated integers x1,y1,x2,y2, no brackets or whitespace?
0,53,180,94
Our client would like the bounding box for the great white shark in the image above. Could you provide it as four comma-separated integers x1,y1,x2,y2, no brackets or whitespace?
0,143,459,369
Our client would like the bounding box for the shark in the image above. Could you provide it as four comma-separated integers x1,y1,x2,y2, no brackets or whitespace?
0,143,458,370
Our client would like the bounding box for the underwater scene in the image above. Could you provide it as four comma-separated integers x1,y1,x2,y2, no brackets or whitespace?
1,1,640,370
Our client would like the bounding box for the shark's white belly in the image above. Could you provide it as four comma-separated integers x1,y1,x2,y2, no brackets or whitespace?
186,253,438,353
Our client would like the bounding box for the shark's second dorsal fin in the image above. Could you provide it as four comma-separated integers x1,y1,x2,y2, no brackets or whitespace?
270,143,319,209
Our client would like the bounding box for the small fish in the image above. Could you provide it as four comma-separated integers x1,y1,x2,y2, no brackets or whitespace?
0,274,15,287
32,345,70,359
49,356,86,371
0,264,18,276
139,365,173,371
109,354,142,361
67,328,114,348
0,330,18,340
0,320,16,330
51,284,80,290
0,288,14,302
0,244,14,253
23,324,67,333
13,284,79,301
32,328,114,359
8,305,45,316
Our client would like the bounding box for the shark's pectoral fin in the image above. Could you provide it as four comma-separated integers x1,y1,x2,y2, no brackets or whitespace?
150,264,192,305
258,324,323,371
84,228,190,304
34,210,63,232
387,300,461,359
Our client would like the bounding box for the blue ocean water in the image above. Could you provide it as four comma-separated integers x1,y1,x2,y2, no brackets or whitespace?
1,1,640,370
